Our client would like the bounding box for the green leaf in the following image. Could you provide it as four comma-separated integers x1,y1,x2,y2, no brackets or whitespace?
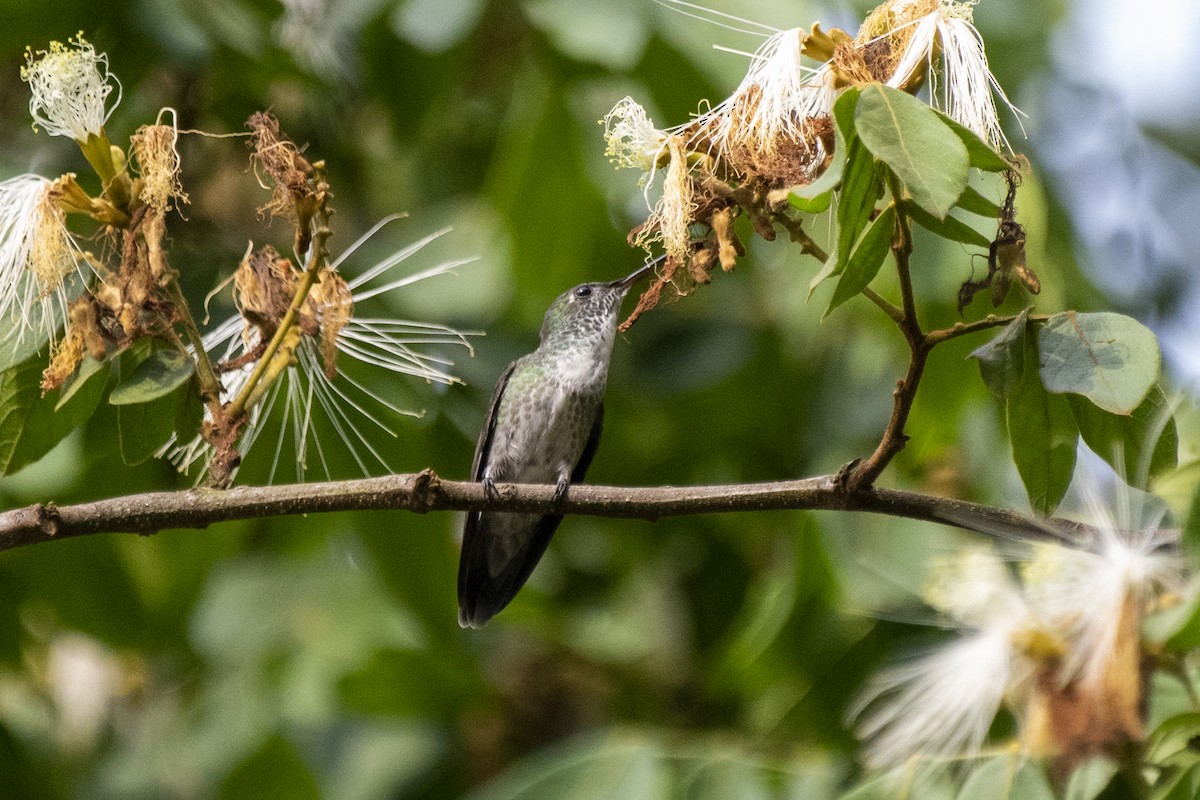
855,84,969,218
789,94,855,214
906,201,991,248
1008,331,1079,515
1186,479,1200,562
825,205,895,317
1145,713,1200,763
935,111,1012,172
108,347,195,405
1064,758,1118,800
0,328,52,374
114,346,187,466
832,86,860,140
56,354,109,410
0,356,108,476
0,361,44,475
956,185,1003,217
840,772,955,800
680,759,771,800
1150,762,1200,800
219,735,322,800
1165,594,1200,652
808,252,840,298
0,273,89,373
1038,312,1161,415
117,390,183,466
957,756,1054,800
1068,386,1177,485
834,138,881,272
788,186,833,214
969,309,1030,400
471,731,668,800
788,144,841,213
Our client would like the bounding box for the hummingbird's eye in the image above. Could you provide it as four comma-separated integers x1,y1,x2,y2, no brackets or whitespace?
575,286,592,298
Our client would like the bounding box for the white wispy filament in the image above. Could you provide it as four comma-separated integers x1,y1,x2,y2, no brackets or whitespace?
854,459,1186,769
164,225,478,483
855,549,1034,768
21,36,121,141
0,174,87,346
885,3,1022,149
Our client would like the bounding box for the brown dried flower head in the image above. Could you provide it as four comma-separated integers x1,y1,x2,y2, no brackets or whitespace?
131,120,189,216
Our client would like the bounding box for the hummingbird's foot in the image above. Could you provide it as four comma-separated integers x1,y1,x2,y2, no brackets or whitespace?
483,475,499,502
554,473,571,507
835,459,861,492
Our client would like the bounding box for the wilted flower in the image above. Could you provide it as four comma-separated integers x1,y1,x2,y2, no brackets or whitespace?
164,223,477,483
0,174,88,346
131,111,188,216
633,137,697,265
21,34,120,143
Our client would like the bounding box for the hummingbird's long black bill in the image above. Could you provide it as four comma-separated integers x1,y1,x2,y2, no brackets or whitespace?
608,254,667,292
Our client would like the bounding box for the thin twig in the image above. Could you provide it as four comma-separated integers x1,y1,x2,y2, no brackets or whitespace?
924,310,1049,347
862,287,905,325
0,469,1099,553
846,180,925,491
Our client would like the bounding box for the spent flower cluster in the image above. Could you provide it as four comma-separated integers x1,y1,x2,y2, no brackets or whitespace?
603,0,1020,319
1,36,474,488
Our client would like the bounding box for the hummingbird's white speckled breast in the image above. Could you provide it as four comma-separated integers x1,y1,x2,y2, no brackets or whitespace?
489,352,606,486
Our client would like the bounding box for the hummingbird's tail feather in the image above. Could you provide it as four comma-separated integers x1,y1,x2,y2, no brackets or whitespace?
457,511,565,628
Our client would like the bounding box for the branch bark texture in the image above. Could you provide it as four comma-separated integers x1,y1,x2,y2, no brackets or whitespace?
0,470,1094,553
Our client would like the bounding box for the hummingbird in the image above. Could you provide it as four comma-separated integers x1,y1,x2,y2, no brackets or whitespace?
457,260,658,628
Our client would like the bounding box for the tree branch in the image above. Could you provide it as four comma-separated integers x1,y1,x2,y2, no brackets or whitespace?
0,470,1098,553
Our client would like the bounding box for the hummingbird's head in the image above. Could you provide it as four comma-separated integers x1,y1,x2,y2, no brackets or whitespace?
538,261,656,347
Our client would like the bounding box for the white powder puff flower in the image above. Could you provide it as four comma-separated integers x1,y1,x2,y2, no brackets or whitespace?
21,35,120,143
603,97,669,181
700,28,830,156
164,223,478,484
1022,472,1185,689
881,0,1022,149
855,456,1187,770
854,548,1036,768
0,174,87,347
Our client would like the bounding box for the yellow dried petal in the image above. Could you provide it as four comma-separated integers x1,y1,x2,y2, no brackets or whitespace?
131,122,189,215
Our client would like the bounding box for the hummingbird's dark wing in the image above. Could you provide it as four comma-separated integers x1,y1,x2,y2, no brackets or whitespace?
468,361,516,484
457,398,605,628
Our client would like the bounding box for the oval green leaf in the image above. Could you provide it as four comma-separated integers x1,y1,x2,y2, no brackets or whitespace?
855,84,969,219
935,111,1012,172
969,308,1030,400
834,139,883,273
0,354,108,476
825,205,895,318
1037,312,1160,415
1067,386,1177,485
1009,333,1078,515
906,201,991,248
956,185,1003,217
109,347,195,406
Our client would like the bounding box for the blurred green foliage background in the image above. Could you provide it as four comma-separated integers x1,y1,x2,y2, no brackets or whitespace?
1,0,1198,797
